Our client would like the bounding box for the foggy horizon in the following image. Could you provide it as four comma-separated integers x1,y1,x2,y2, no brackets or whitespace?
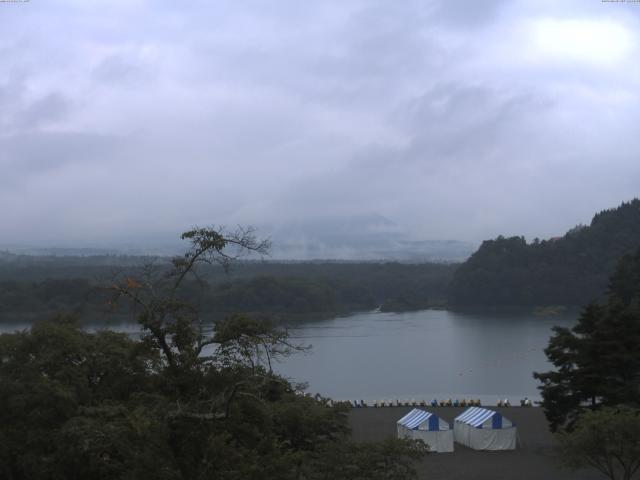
2,1,640,252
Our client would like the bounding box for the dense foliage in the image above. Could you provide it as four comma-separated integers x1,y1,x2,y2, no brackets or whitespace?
0,278,93,313
449,199,640,307
556,406,640,480
534,247,640,431
0,257,456,320
0,316,426,479
0,228,428,479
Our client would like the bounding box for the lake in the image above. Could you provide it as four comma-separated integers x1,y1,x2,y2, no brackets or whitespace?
277,309,577,404
0,308,577,404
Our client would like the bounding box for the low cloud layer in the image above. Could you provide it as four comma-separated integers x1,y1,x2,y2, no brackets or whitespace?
1,0,639,250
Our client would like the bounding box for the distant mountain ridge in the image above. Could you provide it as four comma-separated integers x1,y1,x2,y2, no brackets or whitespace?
266,214,474,262
2,213,475,262
449,199,640,307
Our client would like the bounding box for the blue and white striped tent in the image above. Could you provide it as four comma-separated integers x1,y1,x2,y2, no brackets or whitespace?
397,409,453,453
454,407,516,450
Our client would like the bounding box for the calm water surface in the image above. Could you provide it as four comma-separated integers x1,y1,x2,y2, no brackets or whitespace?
0,309,577,403
277,309,577,403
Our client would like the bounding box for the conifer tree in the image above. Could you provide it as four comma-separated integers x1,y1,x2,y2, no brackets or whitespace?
534,249,640,431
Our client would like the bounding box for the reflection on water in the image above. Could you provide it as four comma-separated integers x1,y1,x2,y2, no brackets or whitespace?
0,308,577,403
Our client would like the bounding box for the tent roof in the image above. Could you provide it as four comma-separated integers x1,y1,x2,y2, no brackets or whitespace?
455,407,501,427
397,408,434,429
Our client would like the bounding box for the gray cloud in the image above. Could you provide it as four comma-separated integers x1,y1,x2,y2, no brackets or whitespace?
14,93,71,130
92,55,150,85
432,0,509,27
1,0,639,251
0,131,122,188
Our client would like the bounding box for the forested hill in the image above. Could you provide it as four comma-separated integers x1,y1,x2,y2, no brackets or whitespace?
449,199,640,307
0,259,456,322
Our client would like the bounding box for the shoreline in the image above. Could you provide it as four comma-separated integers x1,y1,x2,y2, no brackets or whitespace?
326,395,541,408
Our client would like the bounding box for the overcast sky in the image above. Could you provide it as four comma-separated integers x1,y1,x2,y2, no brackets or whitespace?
1,0,639,248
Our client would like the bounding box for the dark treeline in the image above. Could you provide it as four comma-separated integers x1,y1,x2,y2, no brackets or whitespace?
0,228,427,479
449,199,640,308
4,199,640,318
0,278,94,314
0,251,159,280
0,258,457,321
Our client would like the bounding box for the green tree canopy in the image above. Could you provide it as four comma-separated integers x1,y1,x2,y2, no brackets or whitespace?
450,199,640,307
0,227,427,479
534,248,640,431
556,406,640,480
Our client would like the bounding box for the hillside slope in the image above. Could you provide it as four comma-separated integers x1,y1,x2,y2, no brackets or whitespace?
449,199,640,307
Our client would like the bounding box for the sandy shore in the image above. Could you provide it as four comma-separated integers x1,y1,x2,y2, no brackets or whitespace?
348,406,602,480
